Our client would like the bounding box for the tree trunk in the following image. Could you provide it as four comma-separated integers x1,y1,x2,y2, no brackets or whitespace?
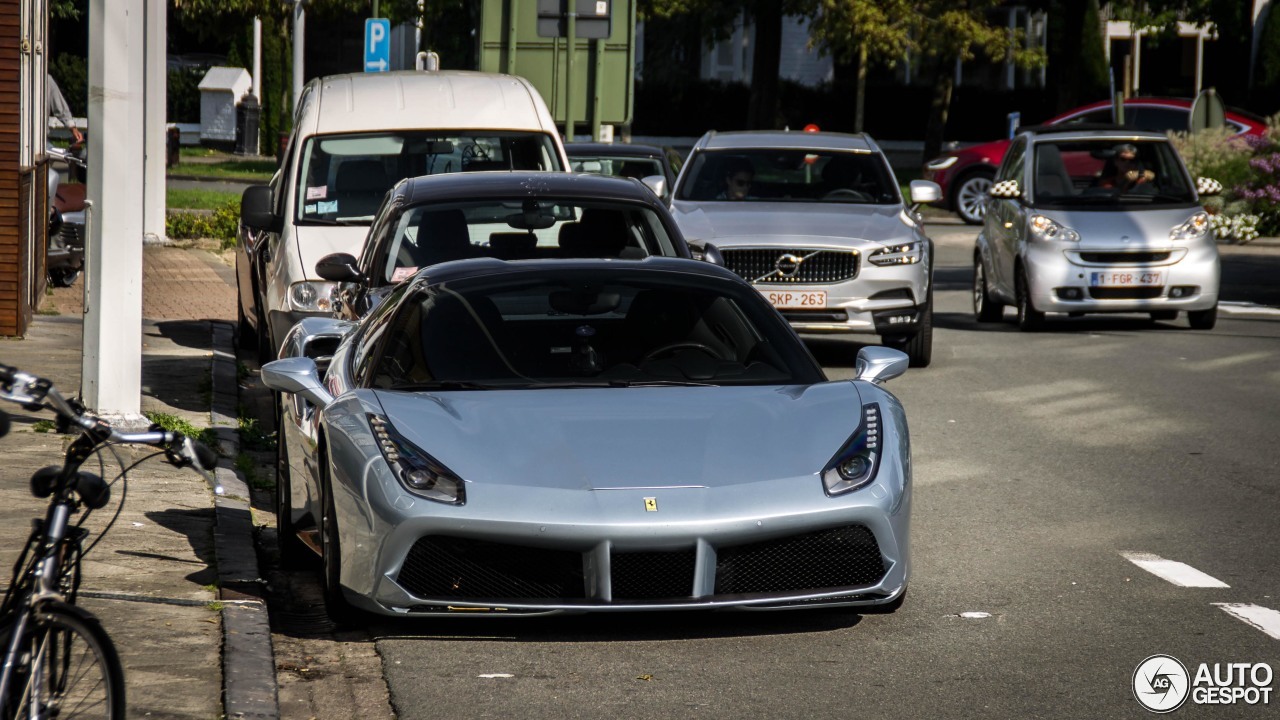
746,0,783,129
923,56,956,164
854,42,867,133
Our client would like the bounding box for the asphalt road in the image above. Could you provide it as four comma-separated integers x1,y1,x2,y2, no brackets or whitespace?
269,220,1280,719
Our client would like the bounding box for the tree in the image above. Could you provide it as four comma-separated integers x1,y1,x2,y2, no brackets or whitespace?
1109,0,1255,102
807,0,915,132
1045,0,1108,113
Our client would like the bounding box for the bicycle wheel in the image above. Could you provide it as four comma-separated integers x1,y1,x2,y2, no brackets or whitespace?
6,603,125,719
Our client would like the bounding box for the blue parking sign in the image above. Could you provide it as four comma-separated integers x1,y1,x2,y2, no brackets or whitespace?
365,18,391,73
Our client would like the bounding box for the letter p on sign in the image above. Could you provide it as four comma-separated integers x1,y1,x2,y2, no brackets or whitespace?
364,18,391,73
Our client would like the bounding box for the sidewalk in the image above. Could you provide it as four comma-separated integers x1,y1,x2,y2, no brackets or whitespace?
0,245,276,719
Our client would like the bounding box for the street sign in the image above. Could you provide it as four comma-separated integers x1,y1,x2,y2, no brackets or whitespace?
364,18,391,73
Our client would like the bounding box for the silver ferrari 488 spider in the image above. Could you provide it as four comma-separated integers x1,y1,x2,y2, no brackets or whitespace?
262,256,913,621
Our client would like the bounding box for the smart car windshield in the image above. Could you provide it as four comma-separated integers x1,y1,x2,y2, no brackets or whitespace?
368,270,824,388
1031,139,1196,209
294,131,563,225
378,199,679,283
676,148,899,204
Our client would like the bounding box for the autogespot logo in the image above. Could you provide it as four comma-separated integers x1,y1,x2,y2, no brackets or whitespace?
1134,655,1190,713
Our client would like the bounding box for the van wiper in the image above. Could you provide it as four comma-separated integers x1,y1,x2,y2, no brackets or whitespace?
298,217,369,226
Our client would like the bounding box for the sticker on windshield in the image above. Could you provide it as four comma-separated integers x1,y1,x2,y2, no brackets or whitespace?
316,200,338,214
306,186,328,200
391,266,418,283
304,203,318,214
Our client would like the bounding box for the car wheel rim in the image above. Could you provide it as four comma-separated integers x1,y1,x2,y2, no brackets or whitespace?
958,177,992,222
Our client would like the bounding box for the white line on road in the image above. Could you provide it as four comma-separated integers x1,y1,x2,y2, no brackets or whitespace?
1213,604,1280,641
1219,302,1280,317
1120,552,1231,588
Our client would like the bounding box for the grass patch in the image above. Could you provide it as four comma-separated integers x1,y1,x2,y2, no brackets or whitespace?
168,187,240,211
236,452,273,491
206,601,225,612
32,419,56,433
169,160,275,183
238,414,275,452
142,411,220,449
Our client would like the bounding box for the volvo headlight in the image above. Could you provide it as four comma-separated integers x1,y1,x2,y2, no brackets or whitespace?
1028,215,1080,243
822,404,882,496
869,242,922,266
925,156,959,171
368,414,466,505
289,281,338,312
1170,211,1210,242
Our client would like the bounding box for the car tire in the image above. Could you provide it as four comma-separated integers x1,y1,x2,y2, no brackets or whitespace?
275,405,310,569
973,259,1003,322
882,296,933,368
954,170,994,225
320,454,362,627
1149,310,1178,322
1188,304,1217,330
861,585,907,615
1016,265,1045,332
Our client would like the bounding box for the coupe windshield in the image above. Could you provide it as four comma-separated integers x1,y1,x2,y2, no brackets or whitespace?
677,148,899,204
379,200,679,283
295,131,562,224
368,270,822,388
569,155,663,180
1031,139,1196,208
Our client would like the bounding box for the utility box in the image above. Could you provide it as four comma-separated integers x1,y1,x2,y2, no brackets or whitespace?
198,67,252,146
479,0,635,133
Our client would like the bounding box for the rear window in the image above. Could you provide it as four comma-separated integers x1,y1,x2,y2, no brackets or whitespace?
294,131,563,224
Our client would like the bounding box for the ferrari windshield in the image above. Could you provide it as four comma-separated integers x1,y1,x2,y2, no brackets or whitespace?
676,148,899,204
379,199,681,283
295,131,563,224
1031,139,1196,208
367,269,823,388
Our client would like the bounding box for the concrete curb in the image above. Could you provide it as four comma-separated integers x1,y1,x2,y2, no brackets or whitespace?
209,320,280,720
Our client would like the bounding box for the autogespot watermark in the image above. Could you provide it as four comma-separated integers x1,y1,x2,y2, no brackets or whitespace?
1133,655,1274,713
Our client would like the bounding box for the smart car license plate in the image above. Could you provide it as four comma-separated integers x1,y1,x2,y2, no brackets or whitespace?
1089,271,1163,287
764,291,827,309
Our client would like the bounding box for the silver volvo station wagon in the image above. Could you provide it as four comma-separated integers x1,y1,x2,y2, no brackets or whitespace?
974,126,1223,331
670,130,942,367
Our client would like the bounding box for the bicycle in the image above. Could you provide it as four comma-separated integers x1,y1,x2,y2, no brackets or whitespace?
0,363,220,719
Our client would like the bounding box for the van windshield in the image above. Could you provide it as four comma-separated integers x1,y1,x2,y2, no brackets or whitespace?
294,131,563,224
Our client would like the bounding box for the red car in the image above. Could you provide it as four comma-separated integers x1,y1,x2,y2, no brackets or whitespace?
923,97,1268,224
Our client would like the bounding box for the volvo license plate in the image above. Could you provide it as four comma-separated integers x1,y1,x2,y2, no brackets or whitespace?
764,291,827,309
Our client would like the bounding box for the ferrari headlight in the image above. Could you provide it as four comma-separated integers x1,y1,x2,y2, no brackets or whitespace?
288,281,338,312
925,156,958,171
1028,215,1079,243
822,404,882,496
868,242,922,266
1170,211,1210,242
367,414,466,505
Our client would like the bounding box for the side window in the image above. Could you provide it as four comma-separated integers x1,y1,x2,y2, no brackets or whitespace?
1128,107,1189,133
1059,109,1111,125
996,138,1026,184
350,284,410,385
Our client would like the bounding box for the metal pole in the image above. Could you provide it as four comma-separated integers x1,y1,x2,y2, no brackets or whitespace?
253,17,262,100
143,0,165,245
565,8,576,142
293,1,305,110
505,0,518,75
591,38,603,141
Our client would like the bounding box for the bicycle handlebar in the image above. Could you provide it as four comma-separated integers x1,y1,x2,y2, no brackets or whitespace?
0,363,223,494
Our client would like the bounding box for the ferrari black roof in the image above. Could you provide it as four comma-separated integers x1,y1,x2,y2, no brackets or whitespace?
565,142,667,157
396,171,661,207
406,256,744,289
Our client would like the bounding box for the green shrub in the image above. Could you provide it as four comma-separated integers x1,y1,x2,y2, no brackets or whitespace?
166,201,240,248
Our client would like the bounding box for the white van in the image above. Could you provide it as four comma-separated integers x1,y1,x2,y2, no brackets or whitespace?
237,70,567,356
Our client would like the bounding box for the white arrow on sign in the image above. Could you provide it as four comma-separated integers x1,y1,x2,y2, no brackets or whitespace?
365,58,387,72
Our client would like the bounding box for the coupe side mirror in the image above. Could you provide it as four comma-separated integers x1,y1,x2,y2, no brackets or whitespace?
641,175,667,199
988,180,1021,199
1196,177,1223,197
855,347,909,385
908,180,943,205
315,253,363,283
240,185,281,233
260,357,334,408
689,241,724,266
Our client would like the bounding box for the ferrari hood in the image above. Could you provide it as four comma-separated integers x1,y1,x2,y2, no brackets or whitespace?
671,202,909,249
373,383,863,491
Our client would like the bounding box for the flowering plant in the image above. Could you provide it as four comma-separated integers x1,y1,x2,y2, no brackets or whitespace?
1170,114,1280,243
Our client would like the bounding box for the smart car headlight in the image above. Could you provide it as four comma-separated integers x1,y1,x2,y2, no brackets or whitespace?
289,281,338,312
367,414,466,505
821,404,882,496
1170,211,1211,242
869,242,922,266
1028,215,1080,243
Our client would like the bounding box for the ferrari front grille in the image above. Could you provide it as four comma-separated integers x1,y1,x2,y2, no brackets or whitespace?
722,248,859,284
398,536,586,600
714,525,886,594
610,549,696,599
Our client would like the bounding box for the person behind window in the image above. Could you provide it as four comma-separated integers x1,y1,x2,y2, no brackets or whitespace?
1098,143,1154,191
47,74,82,144
716,157,755,200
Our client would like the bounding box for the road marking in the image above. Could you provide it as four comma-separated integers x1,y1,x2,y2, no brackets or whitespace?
1219,302,1280,317
1213,604,1280,640
1121,552,1230,588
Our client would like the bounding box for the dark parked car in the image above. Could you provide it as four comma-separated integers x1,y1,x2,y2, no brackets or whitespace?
566,142,679,199
314,171,695,321
923,97,1268,224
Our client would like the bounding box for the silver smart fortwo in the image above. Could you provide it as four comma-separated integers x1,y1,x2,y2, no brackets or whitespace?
974,126,1223,330
671,131,942,366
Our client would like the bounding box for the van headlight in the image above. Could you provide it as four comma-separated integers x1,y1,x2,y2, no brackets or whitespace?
288,281,337,312
1029,215,1079,243
868,242,922,266
1170,211,1210,241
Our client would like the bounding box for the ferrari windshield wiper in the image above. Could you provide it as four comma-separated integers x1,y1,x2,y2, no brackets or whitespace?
522,380,719,389
387,381,497,391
